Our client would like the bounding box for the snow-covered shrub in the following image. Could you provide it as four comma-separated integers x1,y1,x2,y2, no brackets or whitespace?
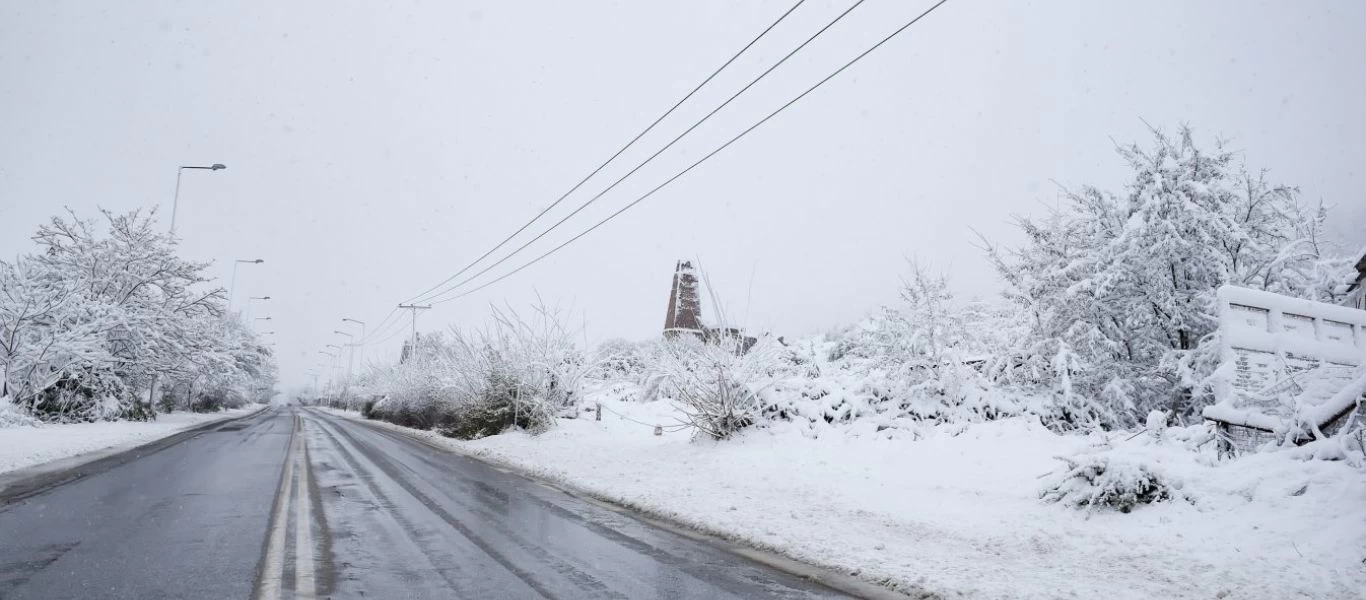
1040,452,1183,512
646,335,789,439
0,396,40,428
1348,426,1366,468
755,266,1058,432
359,302,589,439
589,338,656,382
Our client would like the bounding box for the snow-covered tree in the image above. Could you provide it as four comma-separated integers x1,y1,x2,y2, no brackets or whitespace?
2,208,277,421
0,255,116,412
986,125,1352,427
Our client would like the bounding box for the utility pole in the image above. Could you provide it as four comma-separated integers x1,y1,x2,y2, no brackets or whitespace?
397,304,431,360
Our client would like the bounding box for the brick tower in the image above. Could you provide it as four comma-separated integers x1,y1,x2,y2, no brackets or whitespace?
663,260,703,338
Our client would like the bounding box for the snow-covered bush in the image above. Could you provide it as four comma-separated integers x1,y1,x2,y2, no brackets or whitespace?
1040,452,1183,512
0,396,40,428
1039,418,1216,512
589,338,656,381
637,332,807,439
754,265,1057,432
359,302,589,439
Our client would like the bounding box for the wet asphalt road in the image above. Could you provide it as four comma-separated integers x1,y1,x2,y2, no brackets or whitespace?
0,407,851,599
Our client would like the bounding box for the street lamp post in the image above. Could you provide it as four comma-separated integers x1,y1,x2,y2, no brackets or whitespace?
319,349,339,398
228,259,264,310
325,344,345,395
333,330,355,390
170,163,227,234
342,318,366,370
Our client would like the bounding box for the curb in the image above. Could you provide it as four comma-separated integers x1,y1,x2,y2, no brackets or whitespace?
0,405,271,504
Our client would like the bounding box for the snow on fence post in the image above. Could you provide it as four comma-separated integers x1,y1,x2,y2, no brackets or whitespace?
1204,285,1366,453
595,402,602,421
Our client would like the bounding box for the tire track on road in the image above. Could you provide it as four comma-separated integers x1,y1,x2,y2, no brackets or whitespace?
306,414,479,596
317,414,623,599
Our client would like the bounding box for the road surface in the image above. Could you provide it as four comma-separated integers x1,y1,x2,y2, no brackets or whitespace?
0,407,852,599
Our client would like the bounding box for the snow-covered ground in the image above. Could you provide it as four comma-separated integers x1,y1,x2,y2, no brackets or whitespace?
326,402,1366,600
0,407,259,475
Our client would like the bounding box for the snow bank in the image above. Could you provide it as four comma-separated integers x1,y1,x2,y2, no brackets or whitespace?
0,408,256,475
337,401,1366,599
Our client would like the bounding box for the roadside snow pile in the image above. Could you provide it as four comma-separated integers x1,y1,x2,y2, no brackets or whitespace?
364,399,1366,600
0,407,254,475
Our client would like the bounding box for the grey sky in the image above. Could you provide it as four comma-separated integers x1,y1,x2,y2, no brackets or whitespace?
2,0,1363,392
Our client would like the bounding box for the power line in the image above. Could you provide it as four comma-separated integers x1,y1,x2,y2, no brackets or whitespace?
435,0,951,305
401,0,811,307
360,307,400,344
417,0,868,306
367,323,411,347
356,0,811,350
361,306,409,345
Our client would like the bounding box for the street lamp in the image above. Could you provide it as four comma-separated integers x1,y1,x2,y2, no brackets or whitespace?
228,259,264,310
324,344,344,391
245,296,270,321
317,349,339,396
334,330,356,395
170,163,227,233
342,317,366,369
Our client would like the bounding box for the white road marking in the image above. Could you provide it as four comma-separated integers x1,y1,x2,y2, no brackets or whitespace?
294,434,317,600
257,429,296,600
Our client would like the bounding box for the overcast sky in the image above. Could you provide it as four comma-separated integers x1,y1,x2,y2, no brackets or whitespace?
3,0,1364,393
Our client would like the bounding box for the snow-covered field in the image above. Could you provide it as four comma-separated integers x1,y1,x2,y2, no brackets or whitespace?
0,407,259,475
326,403,1366,600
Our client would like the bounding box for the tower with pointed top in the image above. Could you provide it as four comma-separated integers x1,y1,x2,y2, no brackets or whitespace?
663,260,703,338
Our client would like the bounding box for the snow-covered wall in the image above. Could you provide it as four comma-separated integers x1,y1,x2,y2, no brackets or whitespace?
1206,286,1366,429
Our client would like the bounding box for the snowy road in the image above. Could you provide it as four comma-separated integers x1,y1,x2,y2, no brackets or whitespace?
0,407,851,599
